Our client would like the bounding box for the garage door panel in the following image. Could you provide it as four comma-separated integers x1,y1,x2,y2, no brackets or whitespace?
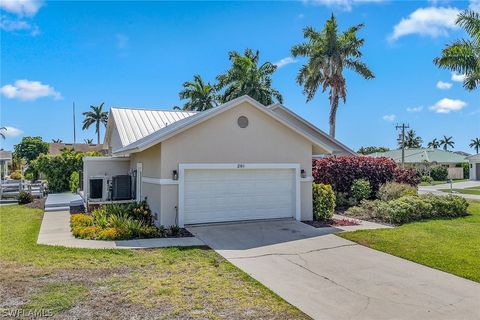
183,168,296,224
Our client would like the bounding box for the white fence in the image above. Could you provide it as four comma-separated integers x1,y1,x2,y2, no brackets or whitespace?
447,167,464,180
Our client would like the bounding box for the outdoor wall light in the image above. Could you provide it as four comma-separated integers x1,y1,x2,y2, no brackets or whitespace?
172,170,178,180
301,169,307,178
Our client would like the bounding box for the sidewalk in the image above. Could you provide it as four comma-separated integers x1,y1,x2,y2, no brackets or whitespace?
418,180,480,200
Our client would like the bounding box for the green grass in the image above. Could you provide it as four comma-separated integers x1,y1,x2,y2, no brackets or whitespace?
439,186,480,195
419,179,467,186
339,201,480,282
0,205,308,319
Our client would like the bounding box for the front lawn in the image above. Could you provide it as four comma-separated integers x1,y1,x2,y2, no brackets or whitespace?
0,205,308,319
339,200,480,282
439,186,480,196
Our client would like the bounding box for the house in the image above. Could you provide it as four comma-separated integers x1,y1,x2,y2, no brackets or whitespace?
82,95,355,227
49,143,106,156
467,154,480,180
0,150,12,180
369,148,468,179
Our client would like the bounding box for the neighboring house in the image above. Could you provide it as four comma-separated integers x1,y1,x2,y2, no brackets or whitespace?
0,150,12,180
82,95,355,227
49,143,106,156
369,148,468,179
467,154,480,180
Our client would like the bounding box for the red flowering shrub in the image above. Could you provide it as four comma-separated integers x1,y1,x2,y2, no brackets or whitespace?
312,156,418,193
393,167,420,186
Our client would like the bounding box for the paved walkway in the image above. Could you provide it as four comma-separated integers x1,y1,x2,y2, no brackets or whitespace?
45,192,82,212
37,211,204,249
188,220,480,320
419,180,480,200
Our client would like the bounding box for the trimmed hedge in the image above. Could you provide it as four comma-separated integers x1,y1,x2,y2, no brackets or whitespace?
430,166,448,181
312,183,336,221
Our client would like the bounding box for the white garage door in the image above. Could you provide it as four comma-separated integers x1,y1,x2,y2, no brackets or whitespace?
183,168,296,224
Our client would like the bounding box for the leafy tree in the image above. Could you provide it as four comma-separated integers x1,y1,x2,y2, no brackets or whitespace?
427,138,440,149
357,146,390,155
0,127,6,139
82,102,108,145
469,137,480,153
216,49,283,105
291,15,374,138
52,139,63,143
398,130,422,149
439,135,455,151
13,136,49,163
179,74,218,111
434,10,480,90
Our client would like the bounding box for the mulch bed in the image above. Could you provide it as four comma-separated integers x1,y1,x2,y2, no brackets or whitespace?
303,218,360,228
25,198,45,210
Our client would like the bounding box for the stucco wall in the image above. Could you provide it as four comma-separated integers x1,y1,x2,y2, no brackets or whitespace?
130,143,162,178
157,101,314,222
82,158,130,200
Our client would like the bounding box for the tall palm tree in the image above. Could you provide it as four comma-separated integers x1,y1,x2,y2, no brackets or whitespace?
291,15,374,138
470,137,480,153
216,49,283,105
439,135,455,151
0,127,6,139
179,75,218,111
427,138,440,149
84,138,94,145
434,10,480,91
51,139,63,143
398,129,423,148
82,102,108,145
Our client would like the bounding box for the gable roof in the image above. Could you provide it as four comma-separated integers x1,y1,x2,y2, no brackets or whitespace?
104,107,196,149
268,103,356,156
370,148,468,164
113,95,336,156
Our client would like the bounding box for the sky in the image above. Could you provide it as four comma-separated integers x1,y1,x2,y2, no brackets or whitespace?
1,0,479,153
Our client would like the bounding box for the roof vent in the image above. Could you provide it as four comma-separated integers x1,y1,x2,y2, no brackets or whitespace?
237,116,249,128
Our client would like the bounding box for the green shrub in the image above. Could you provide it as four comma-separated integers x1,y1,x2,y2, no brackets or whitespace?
91,207,108,228
385,196,432,224
312,183,336,221
70,214,94,227
124,219,145,238
345,199,388,221
334,191,356,209
420,194,468,218
420,175,433,184
377,182,417,201
139,225,163,238
126,200,153,225
169,225,181,237
430,166,448,181
17,190,33,204
350,179,371,204
69,172,79,193
462,163,469,179
10,170,23,180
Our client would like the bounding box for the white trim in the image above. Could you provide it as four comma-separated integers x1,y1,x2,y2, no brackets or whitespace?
83,156,130,162
300,177,314,182
136,163,143,202
178,163,301,227
142,177,179,185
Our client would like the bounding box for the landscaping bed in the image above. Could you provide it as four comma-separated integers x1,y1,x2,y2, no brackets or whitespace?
303,218,360,228
70,201,193,240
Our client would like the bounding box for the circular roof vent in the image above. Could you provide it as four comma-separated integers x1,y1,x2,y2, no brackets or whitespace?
237,116,249,128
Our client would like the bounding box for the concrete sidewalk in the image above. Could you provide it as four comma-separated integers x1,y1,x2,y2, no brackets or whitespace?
37,211,204,249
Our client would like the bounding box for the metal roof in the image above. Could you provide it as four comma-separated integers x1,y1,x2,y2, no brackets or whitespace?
110,107,196,148
370,148,468,164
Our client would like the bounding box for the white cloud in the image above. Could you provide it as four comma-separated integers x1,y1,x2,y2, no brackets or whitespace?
429,98,467,113
382,114,396,122
0,126,23,137
451,72,466,82
116,33,129,49
302,0,384,11
389,6,460,41
436,80,452,89
0,16,39,35
1,79,62,101
406,106,424,112
470,0,480,11
0,0,43,17
274,57,297,69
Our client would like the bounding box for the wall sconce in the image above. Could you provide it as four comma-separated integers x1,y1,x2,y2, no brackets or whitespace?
172,170,178,180
301,169,307,178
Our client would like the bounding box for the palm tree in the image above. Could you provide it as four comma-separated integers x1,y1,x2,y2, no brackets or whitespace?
434,10,480,90
0,127,6,139
82,103,108,145
470,137,480,154
179,75,218,111
51,139,63,143
439,135,455,151
291,15,374,138
398,129,423,148
427,138,440,149
216,49,283,105
84,138,94,145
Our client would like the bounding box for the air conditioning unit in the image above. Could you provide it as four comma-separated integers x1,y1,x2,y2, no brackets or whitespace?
88,176,110,201
112,175,132,200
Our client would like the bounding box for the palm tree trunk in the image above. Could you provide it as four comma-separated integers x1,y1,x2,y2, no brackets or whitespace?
97,122,100,145
329,95,339,138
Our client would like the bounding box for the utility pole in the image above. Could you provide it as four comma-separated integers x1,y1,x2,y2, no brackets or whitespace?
396,123,409,168
73,102,76,151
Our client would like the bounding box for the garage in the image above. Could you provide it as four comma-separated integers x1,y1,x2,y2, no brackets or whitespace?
180,164,299,225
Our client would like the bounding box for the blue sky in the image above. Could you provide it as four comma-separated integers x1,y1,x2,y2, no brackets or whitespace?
1,0,479,153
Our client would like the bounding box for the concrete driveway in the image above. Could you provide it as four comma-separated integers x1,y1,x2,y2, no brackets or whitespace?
188,220,480,320
419,180,480,200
